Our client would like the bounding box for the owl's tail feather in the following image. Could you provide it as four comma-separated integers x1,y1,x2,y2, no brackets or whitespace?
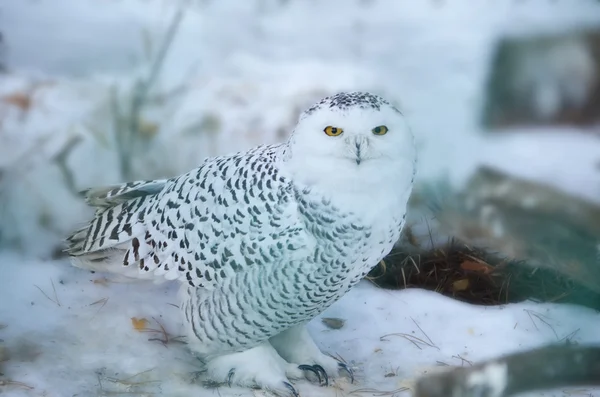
65,179,168,282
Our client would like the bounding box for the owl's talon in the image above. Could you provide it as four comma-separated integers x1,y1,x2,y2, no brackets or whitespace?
283,381,299,397
314,364,328,386
298,364,328,386
338,362,354,384
298,364,321,384
226,368,235,387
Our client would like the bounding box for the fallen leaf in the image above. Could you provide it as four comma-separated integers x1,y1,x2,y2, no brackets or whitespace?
137,118,159,139
92,278,111,287
460,260,494,274
2,92,32,111
452,279,470,292
131,317,149,332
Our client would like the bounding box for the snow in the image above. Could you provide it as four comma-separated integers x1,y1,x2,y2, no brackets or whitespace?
475,129,600,205
1,0,600,396
1,252,599,397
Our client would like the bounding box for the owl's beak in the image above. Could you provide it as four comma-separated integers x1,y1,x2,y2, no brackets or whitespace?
349,135,367,165
355,141,362,165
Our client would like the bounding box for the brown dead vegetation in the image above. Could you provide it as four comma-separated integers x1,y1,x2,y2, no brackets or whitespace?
370,238,600,310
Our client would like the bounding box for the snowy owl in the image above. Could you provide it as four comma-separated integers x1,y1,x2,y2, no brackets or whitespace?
66,92,417,396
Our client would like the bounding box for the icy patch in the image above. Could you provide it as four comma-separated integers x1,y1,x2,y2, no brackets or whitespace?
478,128,600,204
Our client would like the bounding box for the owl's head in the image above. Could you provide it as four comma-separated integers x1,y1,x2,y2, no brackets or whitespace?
282,92,416,191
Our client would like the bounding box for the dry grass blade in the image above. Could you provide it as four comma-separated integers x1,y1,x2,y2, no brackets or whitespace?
451,354,473,366
96,368,161,396
380,333,436,350
560,328,581,343
348,386,409,396
366,260,387,281
148,316,170,346
405,255,420,273
88,297,109,319
562,388,593,396
0,380,35,390
50,279,61,306
524,309,539,331
138,317,186,347
524,309,558,339
33,281,61,307
104,368,160,386
410,317,438,350
547,291,570,302
88,297,109,307
96,387,159,396
424,217,435,249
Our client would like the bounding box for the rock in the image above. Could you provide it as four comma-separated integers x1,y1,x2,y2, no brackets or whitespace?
482,28,600,129
437,166,600,293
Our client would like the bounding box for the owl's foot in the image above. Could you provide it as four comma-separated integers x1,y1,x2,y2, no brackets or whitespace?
204,341,304,397
270,324,355,385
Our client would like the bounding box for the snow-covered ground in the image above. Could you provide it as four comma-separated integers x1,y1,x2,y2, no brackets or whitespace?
2,253,599,397
1,0,600,396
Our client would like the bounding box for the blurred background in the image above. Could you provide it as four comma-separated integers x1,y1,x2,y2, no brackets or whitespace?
0,0,599,296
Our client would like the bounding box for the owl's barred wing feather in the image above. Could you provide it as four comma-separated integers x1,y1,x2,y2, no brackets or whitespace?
82,180,169,209
66,144,311,289
66,178,171,281
66,180,165,255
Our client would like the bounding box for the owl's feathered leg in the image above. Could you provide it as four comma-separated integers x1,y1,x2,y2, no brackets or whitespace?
204,341,304,397
270,324,354,385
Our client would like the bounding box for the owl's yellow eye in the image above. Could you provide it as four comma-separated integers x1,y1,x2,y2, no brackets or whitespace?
324,126,343,137
372,125,388,135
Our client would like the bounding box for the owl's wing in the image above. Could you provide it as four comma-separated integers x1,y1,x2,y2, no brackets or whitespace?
66,144,313,289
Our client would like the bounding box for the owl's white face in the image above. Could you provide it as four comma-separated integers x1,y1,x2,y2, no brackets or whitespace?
282,92,416,193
